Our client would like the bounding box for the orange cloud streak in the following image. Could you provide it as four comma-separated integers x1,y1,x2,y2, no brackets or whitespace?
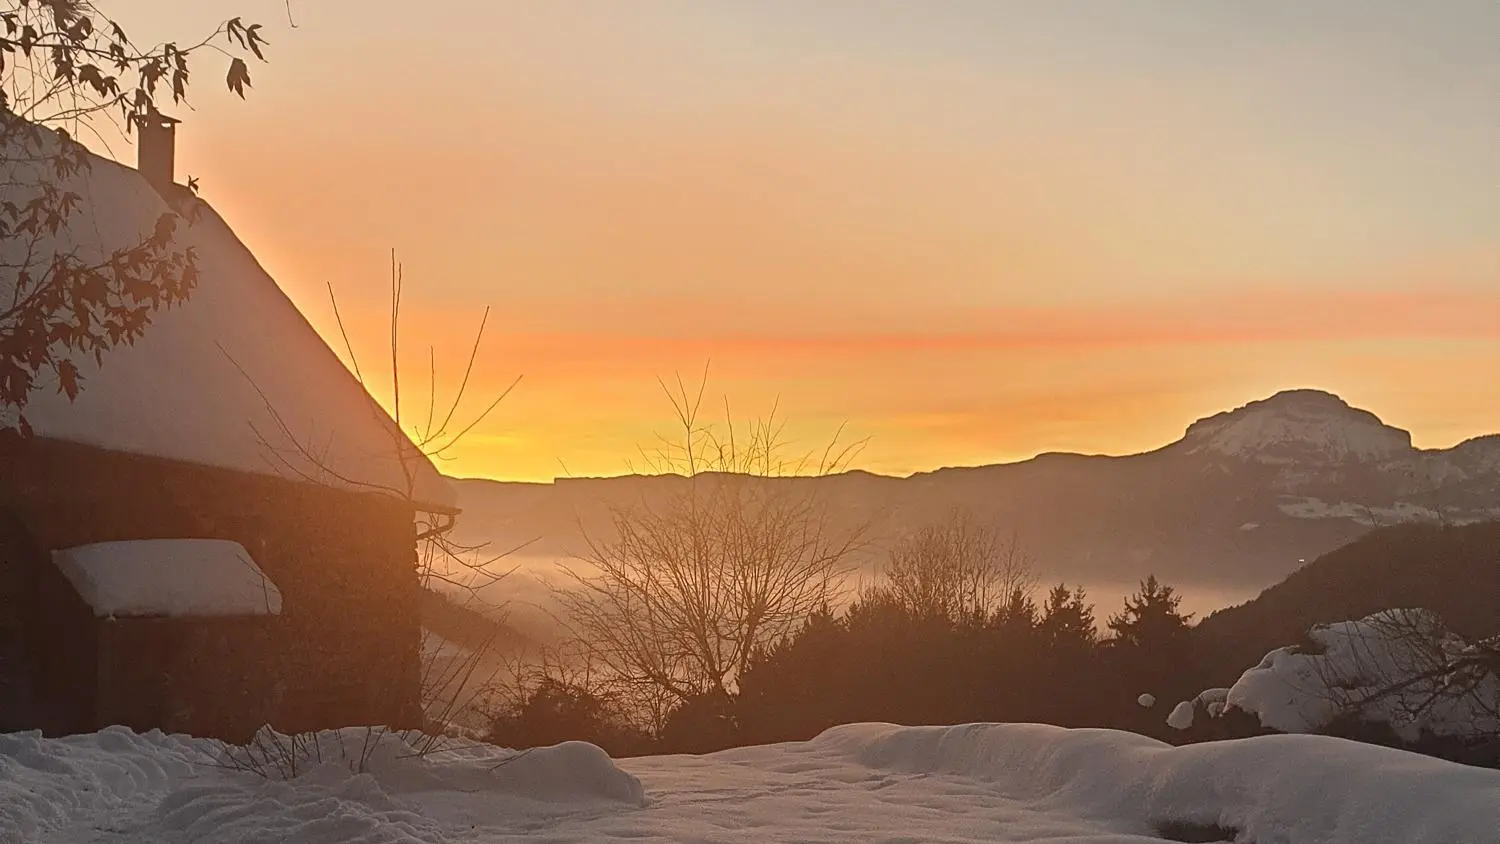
312,283,1500,481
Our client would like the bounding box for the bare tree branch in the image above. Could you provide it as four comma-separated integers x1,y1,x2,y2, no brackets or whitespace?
552,367,870,712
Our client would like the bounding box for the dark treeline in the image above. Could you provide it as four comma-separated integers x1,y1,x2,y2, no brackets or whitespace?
483,575,1201,756
477,507,1500,765
739,576,1197,748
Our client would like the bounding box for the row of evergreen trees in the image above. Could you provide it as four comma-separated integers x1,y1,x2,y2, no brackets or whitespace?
484,575,1201,756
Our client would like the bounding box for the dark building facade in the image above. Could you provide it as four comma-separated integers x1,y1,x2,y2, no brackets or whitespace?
0,435,428,741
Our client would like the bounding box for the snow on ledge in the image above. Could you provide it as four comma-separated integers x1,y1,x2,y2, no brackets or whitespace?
51,539,282,618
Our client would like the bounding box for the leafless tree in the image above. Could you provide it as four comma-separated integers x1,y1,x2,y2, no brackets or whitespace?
315,253,526,737
553,368,869,710
881,509,1036,624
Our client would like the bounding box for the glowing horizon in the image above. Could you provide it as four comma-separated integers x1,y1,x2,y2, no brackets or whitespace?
111,1,1498,481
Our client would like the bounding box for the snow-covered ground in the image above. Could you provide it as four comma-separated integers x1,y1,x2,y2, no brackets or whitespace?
3,722,1495,843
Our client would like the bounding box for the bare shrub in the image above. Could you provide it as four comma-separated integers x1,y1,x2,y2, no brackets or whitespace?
477,640,653,755
214,724,468,779
881,509,1036,624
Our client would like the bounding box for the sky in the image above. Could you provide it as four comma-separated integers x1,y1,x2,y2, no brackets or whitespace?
112,1,1498,481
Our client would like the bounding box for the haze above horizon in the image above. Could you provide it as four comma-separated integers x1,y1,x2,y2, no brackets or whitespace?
118,1,1498,481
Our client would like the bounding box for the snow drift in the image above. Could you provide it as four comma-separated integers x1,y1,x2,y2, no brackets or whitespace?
3,721,1496,843
1,726,643,843
814,722,1498,844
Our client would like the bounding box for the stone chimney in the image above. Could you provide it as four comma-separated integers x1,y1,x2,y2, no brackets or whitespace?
135,107,180,198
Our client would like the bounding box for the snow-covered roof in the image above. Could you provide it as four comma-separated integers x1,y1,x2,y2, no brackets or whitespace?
0,137,455,511
51,539,283,618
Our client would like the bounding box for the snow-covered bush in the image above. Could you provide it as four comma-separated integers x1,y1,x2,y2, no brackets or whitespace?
1168,609,1500,749
1166,688,1229,731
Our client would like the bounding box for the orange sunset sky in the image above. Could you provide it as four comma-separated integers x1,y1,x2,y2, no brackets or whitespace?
114,2,1497,481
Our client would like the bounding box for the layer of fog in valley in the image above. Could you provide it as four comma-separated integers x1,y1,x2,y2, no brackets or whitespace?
451,552,1262,648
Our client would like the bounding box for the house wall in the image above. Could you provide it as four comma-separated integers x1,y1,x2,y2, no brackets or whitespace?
96,618,282,743
0,514,30,729
0,512,97,733
0,435,424,738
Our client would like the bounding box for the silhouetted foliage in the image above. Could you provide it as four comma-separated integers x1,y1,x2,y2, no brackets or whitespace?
506,522,1498,769
1103,575,1198,734
1107,575,1193,648
993,587,1039,637
736,606,850,744
1154,819,1239,843
658,690,739,754
738,579,1123,742
483,678,650,758
880,510,1035,625
1038,584,1097,649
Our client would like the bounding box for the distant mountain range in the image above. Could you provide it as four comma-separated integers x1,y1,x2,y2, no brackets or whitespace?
451,389,1500,588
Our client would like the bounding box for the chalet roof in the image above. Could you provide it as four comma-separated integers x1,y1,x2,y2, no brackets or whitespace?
52,539,282,618
0,138,455,511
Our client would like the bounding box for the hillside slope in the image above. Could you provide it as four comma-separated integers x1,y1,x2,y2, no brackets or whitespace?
1192,521,1500,684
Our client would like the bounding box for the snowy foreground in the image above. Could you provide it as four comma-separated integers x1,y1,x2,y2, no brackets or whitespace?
3,724,1496,844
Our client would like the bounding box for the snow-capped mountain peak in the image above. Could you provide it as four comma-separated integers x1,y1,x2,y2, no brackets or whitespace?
1178,390,1413,464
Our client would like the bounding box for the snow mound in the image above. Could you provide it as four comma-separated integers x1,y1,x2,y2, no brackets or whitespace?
1167,700,1196,730
156,774,442,844
51,539,282,617
1167,688,1229,731
8,722,1496,842
0,726,206,841
220,726,645,803
2,726,643,843
167,730,642,843
1223,609,1500,741
810,722,1500,844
